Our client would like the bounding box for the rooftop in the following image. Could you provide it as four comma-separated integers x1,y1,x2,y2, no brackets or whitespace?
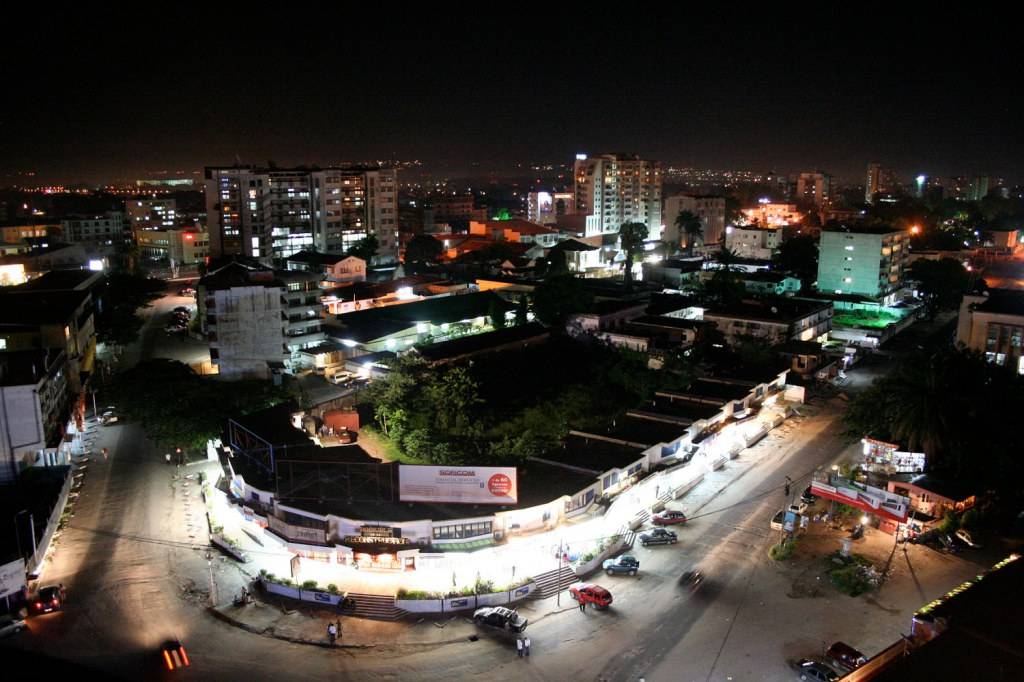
970,288,1024,317
629,315,705,331
774,340,824,355
892,474,977,502
704,297,831,324
535,434,647,474
0,289,91,325
478,219,558,236
572,416,690,448
549,238,598,253
664,378,753,403
285,251,360,267
822,223,906,236
14,269,103,291
414,322,549,364
627,396,723,425
329,291,513,343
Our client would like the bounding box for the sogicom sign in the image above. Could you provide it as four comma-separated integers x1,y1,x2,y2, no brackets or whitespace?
398,465,518,505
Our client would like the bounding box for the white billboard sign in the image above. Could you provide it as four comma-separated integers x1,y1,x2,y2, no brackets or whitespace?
398,466,518,505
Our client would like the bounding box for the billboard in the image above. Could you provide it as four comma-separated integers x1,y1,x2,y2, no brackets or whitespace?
398,466,518,505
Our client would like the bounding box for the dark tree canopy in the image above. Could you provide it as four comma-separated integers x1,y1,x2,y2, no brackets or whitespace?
619,221,649,291
404,234,443,265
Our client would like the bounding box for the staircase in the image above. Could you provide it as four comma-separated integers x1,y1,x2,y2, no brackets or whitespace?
336,592,406,621
529,566,579,600
620,528,636,549
632,509,651,527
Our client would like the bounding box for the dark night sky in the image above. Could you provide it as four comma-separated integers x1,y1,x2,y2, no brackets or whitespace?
2,13,1021,185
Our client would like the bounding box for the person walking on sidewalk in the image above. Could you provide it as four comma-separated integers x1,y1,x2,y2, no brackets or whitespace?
327,622,337,645
579,599,586,613
524,636,531,657
165,453,171,465
516,638,524,657
335,619,343,641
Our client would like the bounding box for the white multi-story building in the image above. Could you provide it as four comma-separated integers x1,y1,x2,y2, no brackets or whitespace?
199,262,325,379
204,165,398,263
725,226,783,260
663,194,727,250
573,154,662,238
817,225,909,301
125,197,177,233
59,212,126,245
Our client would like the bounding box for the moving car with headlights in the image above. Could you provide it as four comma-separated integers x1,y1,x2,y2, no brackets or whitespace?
472,606,527,633
568,582,613,609
161,640,190,670
652,509,688,526
602,555,639,576
640,528,678,546
32,586,62,614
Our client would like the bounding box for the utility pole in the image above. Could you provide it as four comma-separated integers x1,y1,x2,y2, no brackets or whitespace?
556,540,563,607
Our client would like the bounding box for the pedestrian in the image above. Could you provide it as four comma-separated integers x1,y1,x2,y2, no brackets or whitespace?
516,637,524,657
524,636,531,657
579,599,586,613
336,619,343,640
165,453,171,465
327,622,337,645
59,584,67,602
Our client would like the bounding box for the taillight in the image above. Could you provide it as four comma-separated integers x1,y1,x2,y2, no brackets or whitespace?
163,650,174,670
34,602,41,609
179,646,190,667
53,599,59,605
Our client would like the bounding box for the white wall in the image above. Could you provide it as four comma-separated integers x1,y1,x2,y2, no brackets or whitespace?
0,384,45,483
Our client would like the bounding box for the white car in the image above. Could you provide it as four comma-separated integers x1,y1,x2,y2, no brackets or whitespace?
955,529,981,548
0,615,26,638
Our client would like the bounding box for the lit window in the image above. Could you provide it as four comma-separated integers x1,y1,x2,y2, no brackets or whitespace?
844,245,855,251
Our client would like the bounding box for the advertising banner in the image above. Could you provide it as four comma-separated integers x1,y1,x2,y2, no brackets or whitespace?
398,466,518,504
811,476,909,522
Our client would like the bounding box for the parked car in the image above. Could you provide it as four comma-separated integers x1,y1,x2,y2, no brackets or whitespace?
825,641,867,671
32,586,62,614
472,606,527,633
639,528,678,546
955,529,982,548
939,533,962,554
652,510,688,526
101,413,119,426
771,509,786,531
568,582,613,609
602,555,640,576
328,371,355,385
160,640,190,671
791,658,839,681
801,487,818,505
0,614,27,638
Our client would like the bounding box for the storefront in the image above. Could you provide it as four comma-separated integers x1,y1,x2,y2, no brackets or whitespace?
342,525,416,570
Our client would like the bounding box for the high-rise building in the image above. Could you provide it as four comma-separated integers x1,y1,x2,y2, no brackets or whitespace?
204,165,398,263
796,172,832,209
125,197,177,233
865,164,897,204
663,194,727,249
817,225,909,301
573,154,662,237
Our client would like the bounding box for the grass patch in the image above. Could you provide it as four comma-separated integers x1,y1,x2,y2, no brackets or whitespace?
768,538,797,561
825,552,880,596
360,425,429,464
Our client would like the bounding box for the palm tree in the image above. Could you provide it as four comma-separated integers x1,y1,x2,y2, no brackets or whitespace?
618,221,649,291
676,211,703,257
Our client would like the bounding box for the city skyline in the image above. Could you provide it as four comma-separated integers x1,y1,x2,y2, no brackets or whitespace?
1,16,1020,186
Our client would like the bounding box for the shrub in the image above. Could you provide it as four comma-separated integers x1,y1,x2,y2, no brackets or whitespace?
769,538,797,561
397,589,442,600
301,580,319,591
826,552,880,596
326,583,339,595
259,569,268,579
938,510,959,534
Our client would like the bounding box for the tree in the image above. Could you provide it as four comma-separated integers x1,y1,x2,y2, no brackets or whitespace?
676,211,703,257
347,235,379,263
404,234,443,266
909,258,971,317
532,274,593,326
618,221,649,291
488,297,507,329
702,268,745,307
773,235,818,288
95,273,166,346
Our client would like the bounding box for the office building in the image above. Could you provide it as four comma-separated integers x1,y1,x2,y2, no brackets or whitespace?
204,165,398,263
956,289,1024,374
865,164,898,204
125,198,177,233
817,225,909,300
663,195,727,250
136,229,209,265
58,212,126,245
573,154,662,237
740,202,803,228
796,172,832,209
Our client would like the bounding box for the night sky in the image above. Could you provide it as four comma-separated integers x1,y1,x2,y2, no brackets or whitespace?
2,14,1020,185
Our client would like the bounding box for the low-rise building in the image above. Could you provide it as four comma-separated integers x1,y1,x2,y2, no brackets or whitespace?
737,271,802,296
956,288,1024,373
284,251,367,287
701,298,833,346
58,212,126,246
740,202,803,227
725,225,783,260
469,219,562,248
136,229,209,264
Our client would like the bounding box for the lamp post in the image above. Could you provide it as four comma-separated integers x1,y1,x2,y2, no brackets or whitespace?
14,510,36,566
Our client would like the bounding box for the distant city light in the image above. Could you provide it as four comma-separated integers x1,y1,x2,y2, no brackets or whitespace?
575,153,587,161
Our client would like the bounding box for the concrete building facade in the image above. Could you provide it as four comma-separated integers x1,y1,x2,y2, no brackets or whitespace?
136,229,209,264
59,212,126,245
663,195,727,250
125,198,177,233
817,226,909,300
573,154,662,238
796,172,832,209
725,226,783,260
956,289,1024,374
